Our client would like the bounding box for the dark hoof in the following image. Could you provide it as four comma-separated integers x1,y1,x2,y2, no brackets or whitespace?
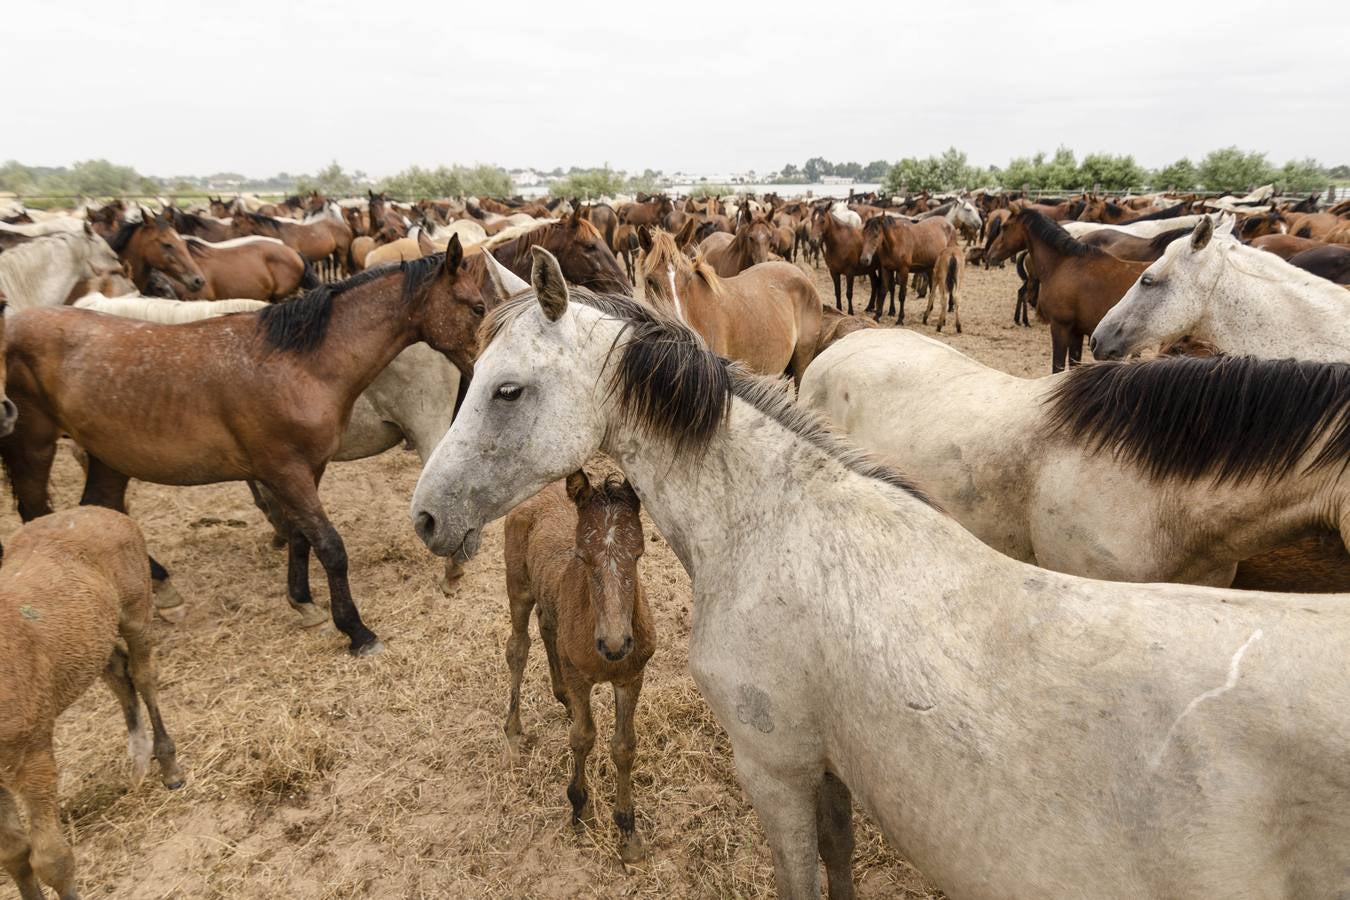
163,775,186,791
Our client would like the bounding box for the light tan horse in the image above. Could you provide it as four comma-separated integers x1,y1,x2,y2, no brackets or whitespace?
0,507,184,900
638,228,823,387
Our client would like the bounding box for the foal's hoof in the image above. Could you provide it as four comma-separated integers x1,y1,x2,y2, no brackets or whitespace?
289,600,330,629
352,639,385,657
619,835,647,864
437,559,466,596
153,580,187,624
162,771,186,791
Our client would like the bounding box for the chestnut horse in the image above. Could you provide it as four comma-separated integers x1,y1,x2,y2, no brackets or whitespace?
106,212,207,295
177,237,315,301
0,507,184,900
489,212,632,296
1077,224,1195,262
233,209,353,278
697,214,775,277
858,216,957,324
0,235,501,655
169,208,236,243
810,206,872,314
988,209,1147,372
637,228,823,387
503,471,654,863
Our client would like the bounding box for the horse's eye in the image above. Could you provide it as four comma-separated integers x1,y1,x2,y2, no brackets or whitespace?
495,383,523,402
1140,274,1155,287
471,303,486,316
161,242,174,251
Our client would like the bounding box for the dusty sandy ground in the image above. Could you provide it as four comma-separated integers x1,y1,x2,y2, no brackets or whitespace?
23,257,1043,899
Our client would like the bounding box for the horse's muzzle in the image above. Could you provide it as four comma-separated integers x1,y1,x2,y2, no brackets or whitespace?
412,508,480,562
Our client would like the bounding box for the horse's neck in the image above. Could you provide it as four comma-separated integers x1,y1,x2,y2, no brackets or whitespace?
0,240,81,308
601,394,948,581
308,280,420,397
1022,229,1067,279
1209,253,1350,358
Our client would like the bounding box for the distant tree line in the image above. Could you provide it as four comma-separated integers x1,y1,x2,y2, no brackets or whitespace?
879,146,1337,195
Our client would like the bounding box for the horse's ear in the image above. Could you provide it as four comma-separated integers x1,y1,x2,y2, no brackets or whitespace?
617,479,640,512
417,227,436,257
638,225,653,253
83,221,94,237
565,469,591,505
482,247,530,299
1190,215,1215,252
441,233,463,273
1214,213,1235,237
530,246,568,322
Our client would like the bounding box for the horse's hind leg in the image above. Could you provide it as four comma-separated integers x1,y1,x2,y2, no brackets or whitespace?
15,747,78,900
285,526,329,629
248,481,291,550
265,471,380,655
101,645,151,783
0,787,43,900
612,675,646,863
81,456,185,621
120,612,185,789
817,772,856,900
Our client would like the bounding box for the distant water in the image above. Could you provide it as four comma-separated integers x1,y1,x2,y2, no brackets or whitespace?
514,182,884,199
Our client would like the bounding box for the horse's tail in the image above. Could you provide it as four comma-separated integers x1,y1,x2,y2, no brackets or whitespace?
300,256,321,290
945,248,960,297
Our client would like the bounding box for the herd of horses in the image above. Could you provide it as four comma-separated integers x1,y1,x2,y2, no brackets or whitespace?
1,177,1350,899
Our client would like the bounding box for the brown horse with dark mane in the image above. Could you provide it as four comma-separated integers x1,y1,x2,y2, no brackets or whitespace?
637,228,823,386
810,206,872,314
490,212,632,296
987,209,1147,372
1077,224,1195,262
858,215,956,324
106,212,207,295
233,209,353,278
0,235,502,655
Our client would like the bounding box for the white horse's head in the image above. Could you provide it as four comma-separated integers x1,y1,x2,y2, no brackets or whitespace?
954,199,982,231
410,247,612,561
1090,214,1234,359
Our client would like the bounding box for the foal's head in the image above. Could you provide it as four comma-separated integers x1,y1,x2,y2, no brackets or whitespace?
567,470,644,662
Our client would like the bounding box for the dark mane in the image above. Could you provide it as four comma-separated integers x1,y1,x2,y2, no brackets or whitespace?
240,210,281,230
482,290,938,507
1044,355,1350,484
106,219,141,254
1147,225,1196,253
1121,203,1187,223
1016,209,1105,258
256,253,444,353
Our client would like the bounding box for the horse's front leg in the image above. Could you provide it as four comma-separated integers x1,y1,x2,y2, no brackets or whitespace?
265,467,380,655
817,772,856,900
735,752,825,899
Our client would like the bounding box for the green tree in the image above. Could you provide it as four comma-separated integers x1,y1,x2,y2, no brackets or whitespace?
0,160,36,193
549,166,625,200
860,159,890,181
1152,158,1198,190
1277,157,1327,193
1076,153,1146,190
297,160,357,196
378,163,512,199
1196,147,1274,193
883,147,982,193
803,156,830,182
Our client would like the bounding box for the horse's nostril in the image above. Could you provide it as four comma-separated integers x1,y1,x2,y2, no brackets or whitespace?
1089,337,1098,353
414,510,436,541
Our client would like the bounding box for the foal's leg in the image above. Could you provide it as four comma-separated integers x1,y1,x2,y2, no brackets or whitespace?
612,675,646,863
816,772,856,900
101,646,151,783
15,747,78,900
537,609,568,709
120,614,186,789
265,471,381,654
503,562,535,763
564,674,597,827
734,753,823,899
0,787,43,900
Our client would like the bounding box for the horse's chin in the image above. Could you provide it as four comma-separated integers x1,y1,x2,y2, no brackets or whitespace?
450,528,482,563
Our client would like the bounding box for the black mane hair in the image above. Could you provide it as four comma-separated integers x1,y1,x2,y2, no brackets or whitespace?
257,253,444,353
1016,209,1105,258
1044,355,1350,484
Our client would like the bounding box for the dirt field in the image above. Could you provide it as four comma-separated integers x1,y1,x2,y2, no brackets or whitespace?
30,258,1046,899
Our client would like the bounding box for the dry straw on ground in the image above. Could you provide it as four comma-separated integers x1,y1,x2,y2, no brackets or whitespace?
32,262,1038,898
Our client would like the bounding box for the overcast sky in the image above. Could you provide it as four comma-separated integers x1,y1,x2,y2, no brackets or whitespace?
8,0,1347,178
